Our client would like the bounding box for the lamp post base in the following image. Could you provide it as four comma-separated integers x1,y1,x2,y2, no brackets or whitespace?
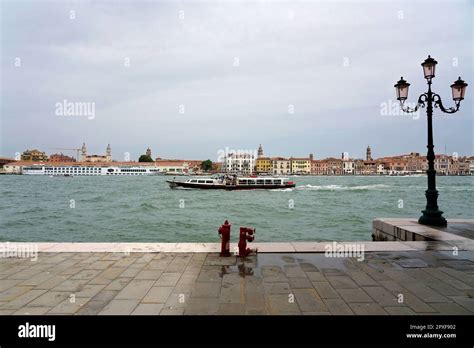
418,210,447,227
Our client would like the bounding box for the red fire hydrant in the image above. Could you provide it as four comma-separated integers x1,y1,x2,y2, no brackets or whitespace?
238,227,257,257
218,220,231,257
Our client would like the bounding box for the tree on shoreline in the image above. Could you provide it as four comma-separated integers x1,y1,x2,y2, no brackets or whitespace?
201,159,213,171
138,154,154,162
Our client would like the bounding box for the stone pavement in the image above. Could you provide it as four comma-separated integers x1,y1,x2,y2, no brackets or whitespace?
0,250,473,315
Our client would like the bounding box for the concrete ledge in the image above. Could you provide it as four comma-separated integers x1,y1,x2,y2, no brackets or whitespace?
373,218,474,246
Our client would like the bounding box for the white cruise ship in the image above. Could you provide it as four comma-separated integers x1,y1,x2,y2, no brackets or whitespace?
22,164,164,176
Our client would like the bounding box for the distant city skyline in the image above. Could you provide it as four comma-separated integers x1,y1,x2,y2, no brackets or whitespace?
1,1,472,160
5,142,472,163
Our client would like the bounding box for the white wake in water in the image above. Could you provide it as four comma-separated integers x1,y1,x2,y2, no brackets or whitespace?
295,184,390,191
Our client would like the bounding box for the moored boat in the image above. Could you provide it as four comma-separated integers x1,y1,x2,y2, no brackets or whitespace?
166,175,295,190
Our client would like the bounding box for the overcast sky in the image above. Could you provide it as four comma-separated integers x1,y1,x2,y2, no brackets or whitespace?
1,0,472,161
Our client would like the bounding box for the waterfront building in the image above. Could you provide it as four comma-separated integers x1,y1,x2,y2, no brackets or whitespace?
272,157,291,175
469,157,474,175
434,154,450,175
354,159,366,175
458,157,469,175
0,157,16,171
3,162,24,174
449,157,471,175
212,162,223,172
421,156,429,172
404,152,423,173
290,157,311,174
311,159,328,175
376,161,387,175
21,149,48,162
185,160,203,173
376,153,426,175
155,160,188,174
49,153,76,162
361,161,376,175
342,159,355,175
80,143,112,162
325,158,343,175
256,157,272,174
366,163,377,175
154,159,202,174
223,153,256,174
387,158,409,174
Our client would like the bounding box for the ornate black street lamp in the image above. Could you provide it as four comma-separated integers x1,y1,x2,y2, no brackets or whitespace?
394,56,468,226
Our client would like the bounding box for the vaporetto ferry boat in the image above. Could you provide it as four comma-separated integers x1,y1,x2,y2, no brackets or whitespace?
22,164,164,176
167,175,295,190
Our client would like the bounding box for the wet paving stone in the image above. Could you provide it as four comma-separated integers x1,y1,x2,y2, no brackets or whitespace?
115,279,155,300
131,303,164,315
293,288,328,313
261,266,288,283
141,287,174,303
0,250,472,315
312,282,340,299
154,273,181,287
191,282,221,298
326,275,359,289
28,291,69,307
336,288,373,303
289,277,313,289
266,294,300,314
394,258,429,268
384,306,416,315
323,298,353,314
218,303,246,315
263,282,291,295
350,303,388,315
76,290,119,315
184,298,219,315
48,297,91,314
98,299,139,315
196,266,223,283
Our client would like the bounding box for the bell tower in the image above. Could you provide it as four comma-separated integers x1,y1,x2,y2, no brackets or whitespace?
106,144,112,162
81,142,87,162
257,144,264,158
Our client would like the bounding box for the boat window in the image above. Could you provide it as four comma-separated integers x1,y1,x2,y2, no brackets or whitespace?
198,180,205,183
274,180,282,185
256,179,264,184
264,180,273,184
239,180,247,185
247,180,256,185
191,180,197,183
205,180,213,184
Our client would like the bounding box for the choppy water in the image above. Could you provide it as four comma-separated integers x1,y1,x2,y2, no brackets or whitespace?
0,175,472,242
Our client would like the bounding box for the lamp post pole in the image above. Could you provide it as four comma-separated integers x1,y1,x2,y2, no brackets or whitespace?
420,78,446,226
394,56,468,227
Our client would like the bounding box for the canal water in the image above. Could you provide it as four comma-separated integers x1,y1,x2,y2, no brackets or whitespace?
0,175,472,242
